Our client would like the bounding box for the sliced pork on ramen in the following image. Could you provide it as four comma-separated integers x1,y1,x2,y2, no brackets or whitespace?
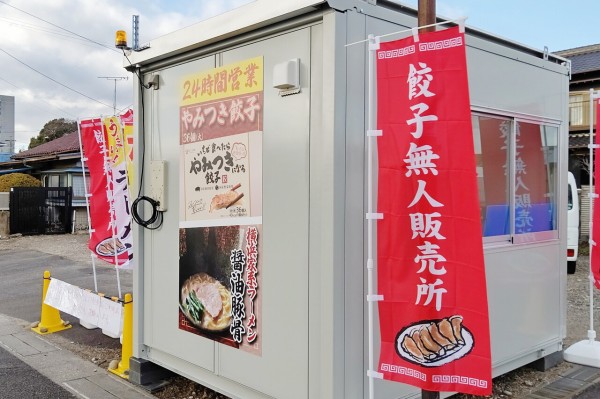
180,273,232,331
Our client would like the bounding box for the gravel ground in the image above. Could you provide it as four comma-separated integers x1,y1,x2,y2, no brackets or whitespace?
453,243,594,399
0,233,594,399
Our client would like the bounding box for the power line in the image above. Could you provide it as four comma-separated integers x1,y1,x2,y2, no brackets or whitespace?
0,16,113,49
0,76,79,118
0,47,114,109
0,0,119,53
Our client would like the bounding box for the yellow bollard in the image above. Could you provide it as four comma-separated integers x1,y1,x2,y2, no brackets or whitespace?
109,293,133,379
31,270,72,335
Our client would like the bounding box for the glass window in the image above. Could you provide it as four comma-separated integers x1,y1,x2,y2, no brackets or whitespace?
473,113,559,243
514,122,557,236
473,115,511,240
47,174,60,187
46,174,67,187
569,94,584,127
72,175,89,199
568,184,573,211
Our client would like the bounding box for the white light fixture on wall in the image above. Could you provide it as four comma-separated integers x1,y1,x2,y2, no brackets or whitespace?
272,58,300,96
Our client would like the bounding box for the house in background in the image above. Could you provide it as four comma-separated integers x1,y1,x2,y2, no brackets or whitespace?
555,44,600,181
554,44,600,238
0,132,89,230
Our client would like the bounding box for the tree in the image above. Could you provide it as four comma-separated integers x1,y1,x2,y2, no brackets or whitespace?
28,118,77,149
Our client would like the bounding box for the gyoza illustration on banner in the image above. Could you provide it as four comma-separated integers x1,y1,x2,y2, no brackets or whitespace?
376,26,492,396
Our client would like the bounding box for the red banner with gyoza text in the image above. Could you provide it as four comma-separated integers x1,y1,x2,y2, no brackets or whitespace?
377,26,491,395
80,115,133,267
593,99,600,288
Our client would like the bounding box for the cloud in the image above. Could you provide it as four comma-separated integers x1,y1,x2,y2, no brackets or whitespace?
0,0,243,150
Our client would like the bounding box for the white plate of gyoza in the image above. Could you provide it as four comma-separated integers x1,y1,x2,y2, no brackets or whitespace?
396,315,474,367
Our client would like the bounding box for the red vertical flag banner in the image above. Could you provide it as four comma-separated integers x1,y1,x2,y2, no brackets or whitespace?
377,26,492,395
593,99,600,288
80,115,133,267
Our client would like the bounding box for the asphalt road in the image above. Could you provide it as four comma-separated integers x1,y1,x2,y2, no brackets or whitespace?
0,344,75,398
0,249,131,323
0,248,137,398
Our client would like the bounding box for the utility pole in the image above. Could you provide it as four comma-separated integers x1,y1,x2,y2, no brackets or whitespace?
419,3,438,399
418,0,436,33
98,76,129,115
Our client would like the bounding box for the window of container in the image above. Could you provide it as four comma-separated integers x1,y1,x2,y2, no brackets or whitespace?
472,112,559,245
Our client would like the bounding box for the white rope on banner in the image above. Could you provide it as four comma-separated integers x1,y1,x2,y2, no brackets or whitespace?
77,119,99,293
345,17,466,48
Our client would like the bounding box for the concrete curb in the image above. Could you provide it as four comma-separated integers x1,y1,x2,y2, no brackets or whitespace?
0,313,155,399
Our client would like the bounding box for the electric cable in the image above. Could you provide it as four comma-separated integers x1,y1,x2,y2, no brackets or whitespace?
0,75,79,118
131,195,163,230
0,0,119,52
125,50,163,229
0,15,110,48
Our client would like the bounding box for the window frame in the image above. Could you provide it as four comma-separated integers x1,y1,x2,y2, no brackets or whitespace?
472,107,561,247
472,112,512,245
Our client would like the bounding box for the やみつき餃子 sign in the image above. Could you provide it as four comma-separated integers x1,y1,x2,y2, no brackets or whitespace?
178,57,263,356
376,26,491,396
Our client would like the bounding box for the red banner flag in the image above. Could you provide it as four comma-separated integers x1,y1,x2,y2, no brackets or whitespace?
593,98,600,288
377,26,492,395
80,116,133,267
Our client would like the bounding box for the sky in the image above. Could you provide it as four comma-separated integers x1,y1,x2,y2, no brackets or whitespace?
0,0,597,152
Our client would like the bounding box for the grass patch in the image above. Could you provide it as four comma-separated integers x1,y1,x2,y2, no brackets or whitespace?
579,240,590,256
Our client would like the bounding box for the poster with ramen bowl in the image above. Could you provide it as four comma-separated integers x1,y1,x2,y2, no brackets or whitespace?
178,57,263,356
179,225,262,356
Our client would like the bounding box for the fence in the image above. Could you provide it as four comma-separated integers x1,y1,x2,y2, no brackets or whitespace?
9,187,73,235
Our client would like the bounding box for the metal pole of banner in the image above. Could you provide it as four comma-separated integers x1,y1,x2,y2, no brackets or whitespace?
418,1,440,398
366,34,384,399
564,89,600,366
116,266,123,299
589,89,596,343
77,119,99,293
345,19,464,48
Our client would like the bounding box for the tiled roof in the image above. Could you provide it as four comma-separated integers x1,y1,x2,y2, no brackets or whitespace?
555,44,600,75
12,131,80,160
569,133,591,149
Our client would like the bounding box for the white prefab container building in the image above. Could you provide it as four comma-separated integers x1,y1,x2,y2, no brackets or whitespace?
126,1,570,398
